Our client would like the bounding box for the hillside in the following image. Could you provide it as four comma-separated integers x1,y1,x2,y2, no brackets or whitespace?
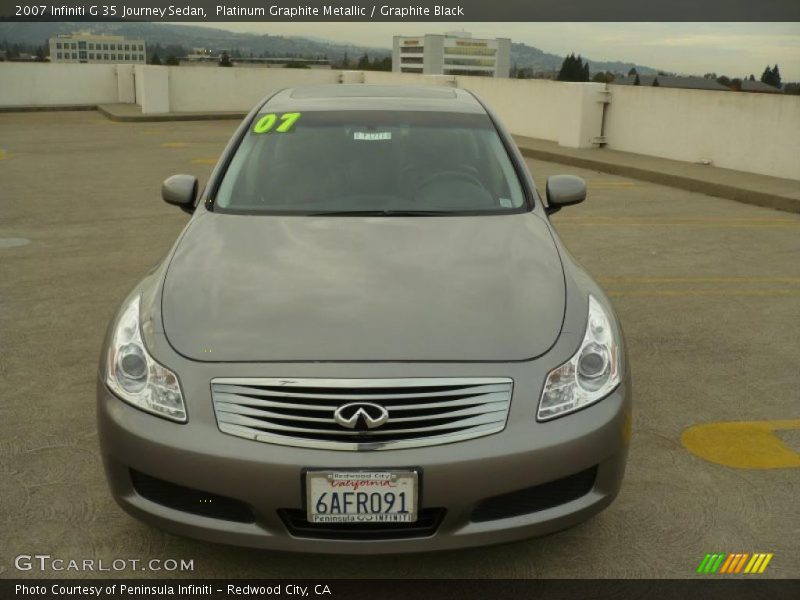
0,22,658,74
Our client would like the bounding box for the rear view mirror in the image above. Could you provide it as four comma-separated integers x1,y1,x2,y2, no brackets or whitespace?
545,175,586,214
162,174,198,214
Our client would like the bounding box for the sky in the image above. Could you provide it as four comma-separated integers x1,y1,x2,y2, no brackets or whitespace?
187,22,800,80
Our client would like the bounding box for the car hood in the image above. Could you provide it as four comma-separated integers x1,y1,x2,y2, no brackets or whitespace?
162,212,565,362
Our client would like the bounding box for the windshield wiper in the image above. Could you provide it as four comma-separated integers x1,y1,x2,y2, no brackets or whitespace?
307,209,453,216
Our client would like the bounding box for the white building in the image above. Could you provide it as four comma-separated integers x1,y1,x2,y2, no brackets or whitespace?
49,34,146,64
392,32,511,78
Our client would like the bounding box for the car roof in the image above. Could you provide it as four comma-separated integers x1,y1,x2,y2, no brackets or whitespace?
262,85,486,114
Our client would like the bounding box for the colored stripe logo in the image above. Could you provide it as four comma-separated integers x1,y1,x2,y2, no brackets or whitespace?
696,553,773,574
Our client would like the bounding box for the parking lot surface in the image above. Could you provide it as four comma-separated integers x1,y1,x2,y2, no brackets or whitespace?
1,112,798,578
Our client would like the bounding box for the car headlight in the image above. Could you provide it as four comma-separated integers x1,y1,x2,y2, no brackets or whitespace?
105,295,187,422
538,295,621,421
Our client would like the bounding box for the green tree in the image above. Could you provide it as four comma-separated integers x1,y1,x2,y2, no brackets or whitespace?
557,53,590,82
760,65,782,88
771,64,782,88
149,52,161,66
165,55,180,66
219,52,232,67
627,67,637,76
634,74,641,85
357,52,370,69
730,78,742,92
652,77,659,87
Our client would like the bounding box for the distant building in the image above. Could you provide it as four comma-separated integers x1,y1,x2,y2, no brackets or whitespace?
738,79,782,94
179,55,331,69
612,75,731,92
392,31,511,78
49,33,146,64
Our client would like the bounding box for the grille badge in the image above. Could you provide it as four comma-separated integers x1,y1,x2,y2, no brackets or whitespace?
333,402,390,431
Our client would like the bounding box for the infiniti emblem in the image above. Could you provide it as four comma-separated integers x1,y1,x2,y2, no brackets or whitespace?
333,402,390,431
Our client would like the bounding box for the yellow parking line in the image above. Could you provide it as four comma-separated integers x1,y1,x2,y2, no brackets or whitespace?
0,149,11,160
556,221,799,228
191,157,218,165
682,420,800,469
599,277,800,285
608,289,800,297
161,142,189,148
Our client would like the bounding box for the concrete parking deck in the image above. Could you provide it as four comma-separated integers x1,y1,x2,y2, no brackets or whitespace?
1,111,798,579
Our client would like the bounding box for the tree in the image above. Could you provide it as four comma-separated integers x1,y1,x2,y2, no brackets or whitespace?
628,67,637,76
760,64,781,88
652,77,659,87
34,46,46,62
165,55,180,66
772,64,782,89
634,74,641,85
716,75,730,87
730,78,742,92
748,74,755,81
557,53,590,82
341,51,349,69
219,52,232,67
149,52,161,66
357,52,370,70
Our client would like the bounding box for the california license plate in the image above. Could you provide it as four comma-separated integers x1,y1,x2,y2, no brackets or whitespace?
306,470,418,524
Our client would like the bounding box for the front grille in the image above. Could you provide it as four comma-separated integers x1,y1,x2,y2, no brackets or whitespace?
278,508,446,540
470,465,598,522
130,469,255,523
211,377,513,451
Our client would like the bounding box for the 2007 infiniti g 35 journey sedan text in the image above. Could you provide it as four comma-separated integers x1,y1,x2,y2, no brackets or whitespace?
98,85,631,553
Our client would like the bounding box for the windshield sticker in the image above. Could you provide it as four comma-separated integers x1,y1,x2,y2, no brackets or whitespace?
499,198,513,208
354,132,392,141
253,112,302,134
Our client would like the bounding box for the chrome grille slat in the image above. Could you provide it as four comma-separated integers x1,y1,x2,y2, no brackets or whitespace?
213,382,511,401
211,377,513,451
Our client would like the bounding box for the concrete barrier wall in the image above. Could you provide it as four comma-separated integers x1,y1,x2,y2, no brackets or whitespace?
454,76,564,142
2,63,798,179
168,66,339,112
0,62,120,106
605,86,800,180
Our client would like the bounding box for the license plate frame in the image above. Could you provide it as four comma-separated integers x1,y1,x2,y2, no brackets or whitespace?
305,469,419,524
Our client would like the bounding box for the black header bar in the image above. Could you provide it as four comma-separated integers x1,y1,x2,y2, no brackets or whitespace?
2,0,799,22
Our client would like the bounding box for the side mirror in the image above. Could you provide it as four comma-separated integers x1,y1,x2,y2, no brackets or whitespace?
162,174,198,214
545,175,586,214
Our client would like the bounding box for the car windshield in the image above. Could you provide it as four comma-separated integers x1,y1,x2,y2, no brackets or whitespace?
213,110,527,215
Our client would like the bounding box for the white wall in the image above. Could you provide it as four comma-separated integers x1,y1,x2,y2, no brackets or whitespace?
454,76,566,142
2,62,798,180
168,66,340,112
0,62,120,106
605,86,800,180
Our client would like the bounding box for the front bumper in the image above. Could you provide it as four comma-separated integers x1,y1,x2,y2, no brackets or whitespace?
97,364,631,553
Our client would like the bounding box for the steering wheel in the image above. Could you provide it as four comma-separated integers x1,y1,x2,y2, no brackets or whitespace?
415,170,487,193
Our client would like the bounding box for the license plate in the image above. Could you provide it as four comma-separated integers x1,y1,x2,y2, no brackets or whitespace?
306,470,418,524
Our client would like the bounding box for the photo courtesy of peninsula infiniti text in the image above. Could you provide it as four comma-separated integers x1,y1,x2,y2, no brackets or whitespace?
97,85,632,553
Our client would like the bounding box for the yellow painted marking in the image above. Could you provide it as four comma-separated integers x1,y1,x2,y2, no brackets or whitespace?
0,149,12,160
599,277,800,285
681,420,800,469
749,554,766,573
191,157,218,165
743,554,759,573
608,289,800,297
758,554,773,573
161,142,189,148
560,216,797,222
556,221,799,229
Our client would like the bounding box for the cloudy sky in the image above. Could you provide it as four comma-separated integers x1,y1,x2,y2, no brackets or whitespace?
191,22,800,79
